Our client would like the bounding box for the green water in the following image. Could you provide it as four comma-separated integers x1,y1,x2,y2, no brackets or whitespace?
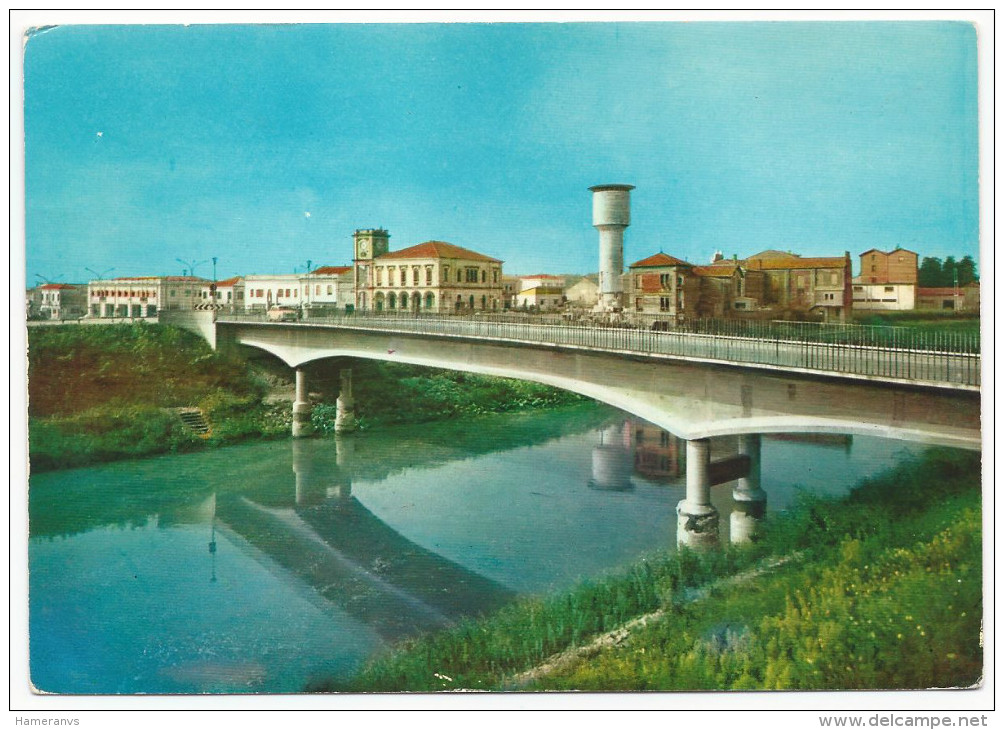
28,404,924,694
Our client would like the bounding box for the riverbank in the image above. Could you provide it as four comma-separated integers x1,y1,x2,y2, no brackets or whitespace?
327,447,982,692
27,323,588,472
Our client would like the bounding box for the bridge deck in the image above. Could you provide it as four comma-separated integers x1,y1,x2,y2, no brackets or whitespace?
217,313,980,391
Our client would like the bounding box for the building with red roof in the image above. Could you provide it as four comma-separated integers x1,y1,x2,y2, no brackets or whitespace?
351,229,504,313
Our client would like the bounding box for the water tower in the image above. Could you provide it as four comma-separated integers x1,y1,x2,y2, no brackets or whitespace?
589,184,634,311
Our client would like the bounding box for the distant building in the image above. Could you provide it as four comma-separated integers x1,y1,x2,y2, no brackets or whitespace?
244,274,303,312
501,275,521,309
852,248,917,311
858,248,918,285
565,277,599,308
36,283,87,320
916,285,979,312
197,276,245,312
352,229,504,313
742,250,852,322
514,286,565,311
303,266,354,313
87,276,208,318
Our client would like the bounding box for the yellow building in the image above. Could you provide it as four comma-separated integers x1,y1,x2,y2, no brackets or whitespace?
352,229,504,313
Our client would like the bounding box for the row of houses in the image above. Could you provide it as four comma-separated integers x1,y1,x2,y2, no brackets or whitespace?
28,238,978,323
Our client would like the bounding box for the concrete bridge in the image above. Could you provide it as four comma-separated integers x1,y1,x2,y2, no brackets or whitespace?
164,310,982,547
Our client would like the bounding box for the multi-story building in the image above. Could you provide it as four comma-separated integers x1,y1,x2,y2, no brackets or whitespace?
852,248,917,311
87,276,208,318
742,250,852,322
857,248,918,285
195,276,246,311
627,252,698,325
352,229,504,313
243,274,303,312
301,266,354,313
36,283,87,320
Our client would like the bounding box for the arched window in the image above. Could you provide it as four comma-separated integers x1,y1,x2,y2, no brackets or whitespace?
469,295,475,309
455,294,462,311
375,292,385,311
425,292,435,309
400,292,409,309
481,294,486,310
389,292,397,309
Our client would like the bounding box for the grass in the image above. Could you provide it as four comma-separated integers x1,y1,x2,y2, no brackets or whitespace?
327,448,982,692
27,324,591,472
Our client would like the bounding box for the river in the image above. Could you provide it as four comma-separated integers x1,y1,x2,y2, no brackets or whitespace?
28,403,928,694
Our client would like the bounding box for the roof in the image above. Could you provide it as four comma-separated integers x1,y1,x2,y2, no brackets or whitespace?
691,265,738,278
518,286,565,296
310,266,352,275
111,275,208,282
39,283,79,290
917,287,963,296
520,274,564,280
746,256,846,271
377,240,502,263
745,250,801,260
214,276,243,287
629,252,693,268
860,247,918,257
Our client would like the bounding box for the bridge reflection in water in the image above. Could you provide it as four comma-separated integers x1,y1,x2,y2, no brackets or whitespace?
213,438,516,642
208,420,844,643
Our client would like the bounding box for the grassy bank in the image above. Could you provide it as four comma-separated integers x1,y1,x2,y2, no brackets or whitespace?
853,310,980,337
27,323,588,472
329,448,981,692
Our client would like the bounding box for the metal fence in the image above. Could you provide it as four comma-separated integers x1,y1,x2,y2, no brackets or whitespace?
216,310,980,388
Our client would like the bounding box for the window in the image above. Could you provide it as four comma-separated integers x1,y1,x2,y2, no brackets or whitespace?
443,265,450,282
660,273,671,288
413,268,420,285
316,285,321,295
493,270,499,283
388,269,394,286
884,286,894,292
457,270,462,283
465,268,479,283
426,267,433,285
481,270,486,283
659,297,671,312
327,285,333,295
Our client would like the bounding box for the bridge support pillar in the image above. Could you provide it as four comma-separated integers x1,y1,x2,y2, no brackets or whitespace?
677,438,720,550
292,367,313,438
335,368,357,433
731,434,767,544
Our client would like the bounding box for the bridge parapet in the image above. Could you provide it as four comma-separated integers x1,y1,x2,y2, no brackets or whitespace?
216,312,980,391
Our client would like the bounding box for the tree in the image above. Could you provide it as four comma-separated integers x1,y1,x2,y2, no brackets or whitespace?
957,255,978,286
918,257,944,287
942,256,958,287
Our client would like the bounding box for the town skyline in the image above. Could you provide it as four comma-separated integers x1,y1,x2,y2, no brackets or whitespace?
23,21,980,287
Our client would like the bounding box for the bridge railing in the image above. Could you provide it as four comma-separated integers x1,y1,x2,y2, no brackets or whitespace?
216,311,980,387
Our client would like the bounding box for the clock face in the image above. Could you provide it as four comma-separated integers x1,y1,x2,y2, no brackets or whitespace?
359,241,369,256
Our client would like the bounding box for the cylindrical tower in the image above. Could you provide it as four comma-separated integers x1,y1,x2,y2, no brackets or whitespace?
589,184,634,311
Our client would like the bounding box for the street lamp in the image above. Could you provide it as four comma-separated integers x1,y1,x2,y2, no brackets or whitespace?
85,267,114,281
176,258,211,278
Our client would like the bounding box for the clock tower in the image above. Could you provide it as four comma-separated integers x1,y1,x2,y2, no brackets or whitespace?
353,228,390,261
352,228,390,312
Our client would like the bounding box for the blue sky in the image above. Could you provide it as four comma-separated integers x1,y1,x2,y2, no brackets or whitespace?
23,21,979,284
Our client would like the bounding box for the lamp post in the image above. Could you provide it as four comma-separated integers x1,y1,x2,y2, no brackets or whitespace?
176,257,210,278
84,267,114,281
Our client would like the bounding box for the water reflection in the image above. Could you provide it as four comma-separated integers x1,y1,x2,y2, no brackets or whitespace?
28,405,927,694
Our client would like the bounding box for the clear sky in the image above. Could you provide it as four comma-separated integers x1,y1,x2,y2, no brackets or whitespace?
23,21,979,285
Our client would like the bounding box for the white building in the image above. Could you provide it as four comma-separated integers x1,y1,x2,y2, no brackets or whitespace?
36,283,87,320
87,276,208,318
243,266,354,313
197,276,245,311
514,286,565,311
565,277,599,308
301,266,354,313
851,280,916,311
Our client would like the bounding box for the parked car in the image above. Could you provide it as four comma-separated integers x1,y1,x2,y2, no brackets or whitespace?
267,306,299,322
